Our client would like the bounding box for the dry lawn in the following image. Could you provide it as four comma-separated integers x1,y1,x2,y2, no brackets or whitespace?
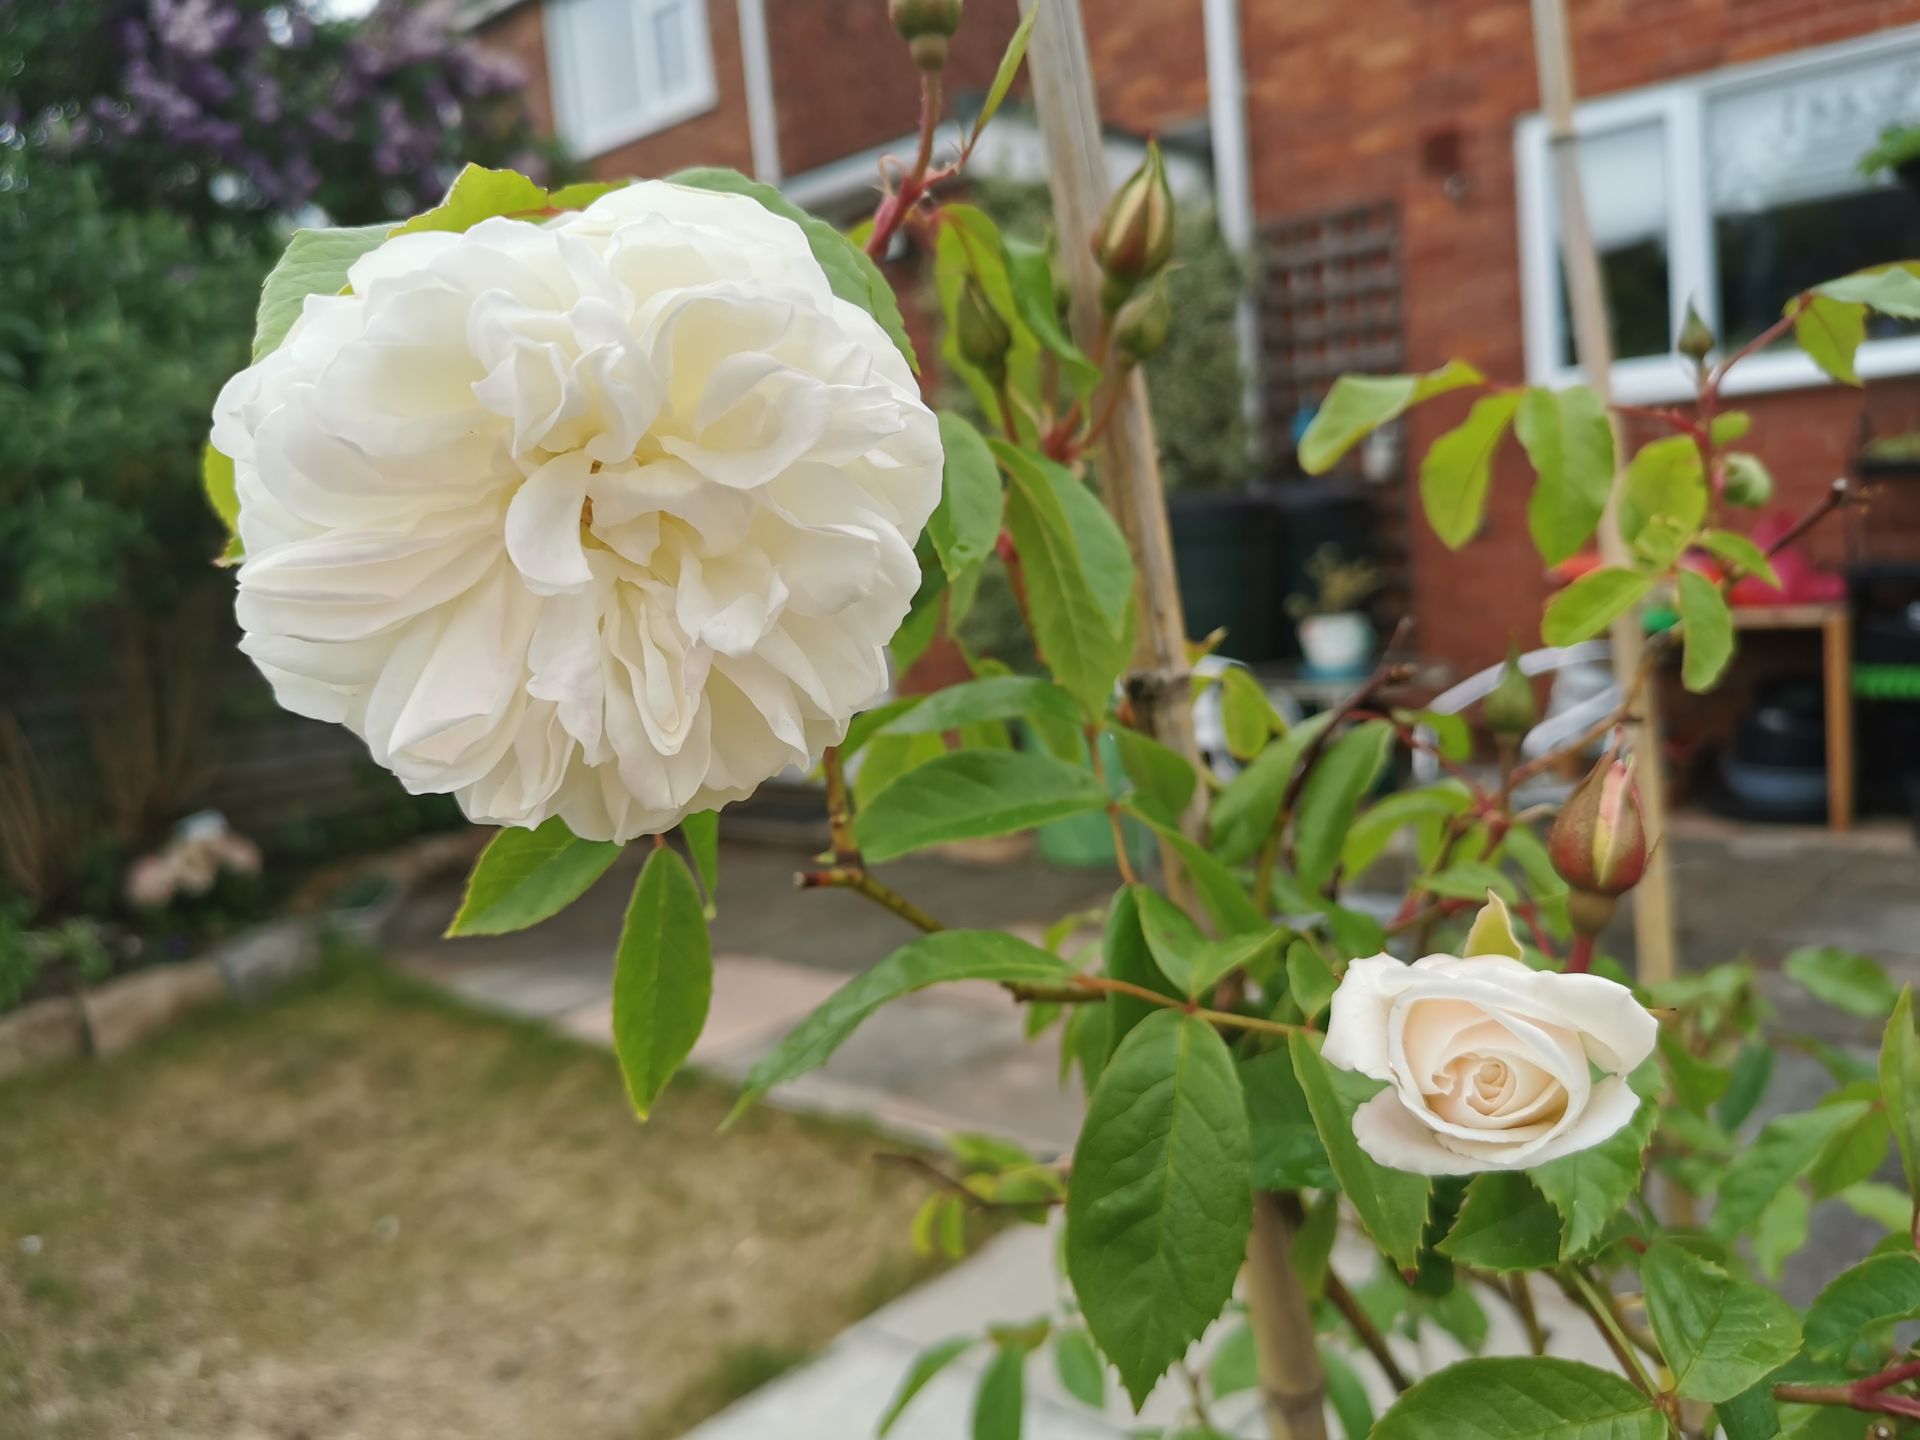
0,950,952,1439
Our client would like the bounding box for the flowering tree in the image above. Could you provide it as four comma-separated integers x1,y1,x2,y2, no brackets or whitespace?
203,3,1920,1436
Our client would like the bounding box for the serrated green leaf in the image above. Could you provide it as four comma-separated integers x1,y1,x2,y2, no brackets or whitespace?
671,166,918,371
1809,1104,1889,1200
1697,529,1780,589
931,412,1003,580
1291,1034,1429,1268
1517,384,1615,566
1794,293,1866,385
1342,781,1475,880
1541,567,1654,646
1371,1357,1664,1439
546,179,627,209
1531,1067,1658,1256
1005,236,1098,394
446,817,623,936
970,4,1037,146
1242,1048,1333,1190
391,163,547,237
1814,265,1920,318
1420,393,1520,549
1067,1011,1253,1409
1883,987,1920,1200
252,223,391,359
1712,1102,1873,1238
1642,1238,1801,1402
879,1336,974,1436
1803,1252,1920,1357
1720,1043,1775,1130
1786,946,1899,1017
879,675,1082,738
611,848,711,1117
1293,720,1393,893
1285,941,1338,1020
1298,360,1484,474
1677,568,1735,693
736,932,1071,1109
1753,1181,1810,1284
1051,1327,1106,1409
1110,728,1196,830
1126,809,1267,936
1209,711,1337,866
1659,1030,1729,1114
1102,886,1178,1055
1420,859,1518,904
1438,1172,1562,1270
854,749,1108,862
1620,434,1706,547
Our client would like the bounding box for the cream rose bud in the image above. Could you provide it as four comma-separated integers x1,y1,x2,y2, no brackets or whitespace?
212,182,942,843
1321,951,1657,1175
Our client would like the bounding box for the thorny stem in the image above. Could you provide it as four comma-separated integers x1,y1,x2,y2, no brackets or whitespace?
1324,1270,1411,1393
1775,1358,1920,1421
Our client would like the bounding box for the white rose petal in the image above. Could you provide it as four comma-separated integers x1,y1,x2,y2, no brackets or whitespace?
215,181,941,841
1323,950,1658,1175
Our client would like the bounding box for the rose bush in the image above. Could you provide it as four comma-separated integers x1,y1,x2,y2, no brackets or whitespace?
212,181,940,841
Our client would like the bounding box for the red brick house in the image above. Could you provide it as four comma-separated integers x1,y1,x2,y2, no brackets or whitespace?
467,0,1920,690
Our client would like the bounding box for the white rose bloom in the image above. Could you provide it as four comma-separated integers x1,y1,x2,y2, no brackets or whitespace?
212,182,942,841
1321,951,1657,1175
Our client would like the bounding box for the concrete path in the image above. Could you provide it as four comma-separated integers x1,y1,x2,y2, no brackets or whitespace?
386,820,1920,1438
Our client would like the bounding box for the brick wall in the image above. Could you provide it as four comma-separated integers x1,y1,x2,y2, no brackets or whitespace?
1242,0,1920,677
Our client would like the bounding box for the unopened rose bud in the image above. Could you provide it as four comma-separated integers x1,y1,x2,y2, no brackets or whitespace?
955,277,1011,383
1723,452,1773,508
1549,748,1649,934
888,0,963,70
1112,273,1171,365
1093,141,1174,309
1484,641,1536,740
1677,301,1715,365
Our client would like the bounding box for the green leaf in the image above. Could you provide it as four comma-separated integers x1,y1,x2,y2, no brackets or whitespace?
391,163,548,236
853,731,946,810
681,810,720,916
202,441,242,562
1531,1068,1658,1257
998,443,1133,712
1804,1252,1920,1357
1814,265,1920,318
970,4,1037,146
1420,859,1518,904
1659,1030,1729,1114
611,848,711,1117
671,166,918,371
1220,667,1281,761
1209,1323,1256,1398
1067,1010,1253,1408
1342,782,1475,880
1005,237,1099,394
736,932,1071,1108
1286,941,1338,1020
1641,1238,1802,1402
1243,1048,1334,1190
1291,1034,1430,1268
930,412,1003,580
972,1343,1025,1440
1101,886,1178,1055
879,675,1082,738
1720,1043,1775,1130
1419,393,1520,549
546,179,627,209
1883,987,1920,1199
1712,1102,1874,1238
1677,568,1735,693
1541,567,1654,646
1293,720,1393,893
1697,529,1780,589
879,1336,974,1436
1395,706,1473,762
1716,1382,1782,1440
1439,1172,1562,1270
1786,946,1899,1017
1298,361,1484,474
1752,1181,1811,1284
1793,293,1866,385
1371,1357,1665,1440
1208,711,1337,866
1111,728,1196,830
252,223,391,359
1136,888,1281,998
446,818,623,936
1126,808,1267,936
1620,434,1707,548
1517,385,1615,566
1052,1327,1106,1409
854,750,1108,863
1809,1104,1889,1200
1320,1347,1376,1440
1840,1180,1912,1233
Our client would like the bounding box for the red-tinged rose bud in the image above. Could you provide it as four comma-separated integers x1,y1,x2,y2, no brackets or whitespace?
888,0,963,69
1112,272,1172,365
1549,748,1649,933
955,276,1012,384
1093,141,1175,308
1484,641,1536,740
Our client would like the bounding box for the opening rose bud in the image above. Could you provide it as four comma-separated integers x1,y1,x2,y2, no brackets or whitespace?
1093,141,1175,310
1548,748,1649,935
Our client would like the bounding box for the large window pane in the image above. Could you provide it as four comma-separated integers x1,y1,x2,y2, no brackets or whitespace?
653,1,691,97
1709,52,1920,347
1553,121,1671,367
567,0,643,133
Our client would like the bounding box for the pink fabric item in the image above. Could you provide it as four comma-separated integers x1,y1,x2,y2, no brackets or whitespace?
1727,511,1846,607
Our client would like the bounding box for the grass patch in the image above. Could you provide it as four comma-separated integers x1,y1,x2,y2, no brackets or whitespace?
0,946,950,1438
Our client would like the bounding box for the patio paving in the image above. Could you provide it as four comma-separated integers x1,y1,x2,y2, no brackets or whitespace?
386,816,1920,1436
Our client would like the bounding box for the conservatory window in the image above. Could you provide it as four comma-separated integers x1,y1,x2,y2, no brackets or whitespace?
546,0,716,158
1517,26,1920,403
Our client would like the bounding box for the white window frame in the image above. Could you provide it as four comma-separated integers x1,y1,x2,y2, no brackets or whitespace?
1516,24,1920,404
544,0,718,159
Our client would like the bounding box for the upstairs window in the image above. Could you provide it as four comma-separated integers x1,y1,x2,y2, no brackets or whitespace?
546,0,716,158
1517,28,1920,402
